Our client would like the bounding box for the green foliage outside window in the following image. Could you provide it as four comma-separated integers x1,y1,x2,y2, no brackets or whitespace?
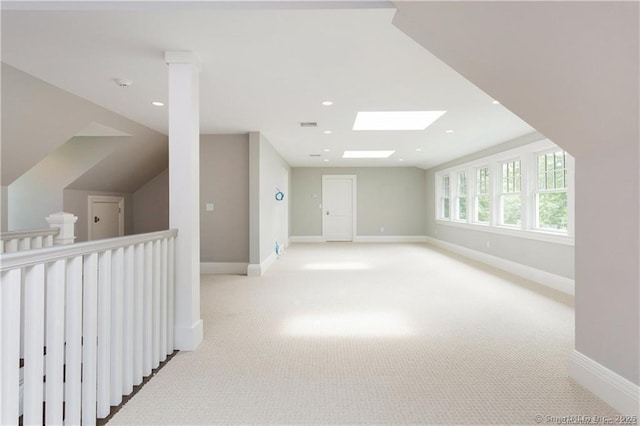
502,195,521,226
538,192,568,230
476,195,490,222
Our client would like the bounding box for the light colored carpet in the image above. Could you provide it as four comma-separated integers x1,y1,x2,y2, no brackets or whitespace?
109,243,618,425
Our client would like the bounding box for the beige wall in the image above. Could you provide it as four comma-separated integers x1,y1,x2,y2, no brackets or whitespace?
291,167,426,237
394,1,639,385
200,134,250,263
133,168,169,235
258,133,290,262
248,132,290,266
9,136,123,230
63,188,133,242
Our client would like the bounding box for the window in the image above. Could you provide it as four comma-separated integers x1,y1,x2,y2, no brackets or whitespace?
454,172,467,221
440,176,450,219
434,139,574,245
536,150,568,231
499,160,521,226
474,167,490,223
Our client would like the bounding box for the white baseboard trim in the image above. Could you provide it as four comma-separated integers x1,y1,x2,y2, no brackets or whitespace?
569,350,640,415
354,235,428,243
289,236,324,243
424,236,574,296
174,319,203,351
200,262,248,275
290,235,428,243
247,251,279,276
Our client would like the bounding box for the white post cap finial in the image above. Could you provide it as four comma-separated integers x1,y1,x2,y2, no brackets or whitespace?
46,212,78,245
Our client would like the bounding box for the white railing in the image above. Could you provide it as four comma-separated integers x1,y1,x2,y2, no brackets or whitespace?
0,229,177,425
0,228,60,254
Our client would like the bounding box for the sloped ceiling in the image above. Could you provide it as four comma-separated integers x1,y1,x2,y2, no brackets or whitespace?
1,6,533,169
1,64,168,193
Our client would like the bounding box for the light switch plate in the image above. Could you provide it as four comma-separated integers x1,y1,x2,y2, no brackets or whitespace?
205,203,214,211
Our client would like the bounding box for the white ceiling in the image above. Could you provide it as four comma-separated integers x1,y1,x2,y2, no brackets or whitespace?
1,5,534,168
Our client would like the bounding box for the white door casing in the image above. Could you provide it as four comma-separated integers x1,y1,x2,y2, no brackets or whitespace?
88,195,124,240
322,175,356,242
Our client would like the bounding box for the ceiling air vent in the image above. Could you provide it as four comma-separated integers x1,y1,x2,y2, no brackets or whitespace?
299,122,318,128
309,154,321,157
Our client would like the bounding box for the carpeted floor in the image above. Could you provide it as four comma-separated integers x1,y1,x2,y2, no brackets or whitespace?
109,243,619,425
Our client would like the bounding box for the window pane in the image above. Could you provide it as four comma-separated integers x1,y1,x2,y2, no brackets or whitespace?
442,176,450,197
477,168,489,194
546,153,554,171
555,170,564,189
443,199,450,219
457,197,467,220
538,156,545,173
458,172,467,195
501,194,521,226
537,192,568,230
476,195,490,223
502,160,520,194
555,151,564,169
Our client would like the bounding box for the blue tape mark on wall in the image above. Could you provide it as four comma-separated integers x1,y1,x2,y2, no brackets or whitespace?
275,188,285,201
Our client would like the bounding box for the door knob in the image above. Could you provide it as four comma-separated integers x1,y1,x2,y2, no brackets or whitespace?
94,216,100,223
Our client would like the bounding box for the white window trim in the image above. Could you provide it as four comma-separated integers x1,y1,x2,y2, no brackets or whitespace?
434,139,574,246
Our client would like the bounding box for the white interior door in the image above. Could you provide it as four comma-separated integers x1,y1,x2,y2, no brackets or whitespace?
89,196,124,240
322,176,355,242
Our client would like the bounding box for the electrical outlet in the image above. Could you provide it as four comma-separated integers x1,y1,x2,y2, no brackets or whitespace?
435,229,438,235
380,226,385,233
486,240,491,249
205,203,214,211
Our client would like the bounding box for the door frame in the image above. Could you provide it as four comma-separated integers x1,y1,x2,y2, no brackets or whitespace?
322,175,357,242
87,195,125,241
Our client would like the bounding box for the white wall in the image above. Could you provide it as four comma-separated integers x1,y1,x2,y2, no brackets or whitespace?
291,167,426,237
393,0,639,389
200,134,250,263
133,168,169,235
8,136,123,230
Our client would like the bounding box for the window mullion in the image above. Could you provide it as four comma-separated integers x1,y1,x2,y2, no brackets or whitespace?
490,161,499,227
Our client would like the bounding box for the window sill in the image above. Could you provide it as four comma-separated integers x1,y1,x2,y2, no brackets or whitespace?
435,219,574,246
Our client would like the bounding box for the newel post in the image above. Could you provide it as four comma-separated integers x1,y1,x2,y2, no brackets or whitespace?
45,212,78,245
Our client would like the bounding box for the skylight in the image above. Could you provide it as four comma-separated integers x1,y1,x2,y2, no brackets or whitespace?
343,150,395,159
353,111,446,131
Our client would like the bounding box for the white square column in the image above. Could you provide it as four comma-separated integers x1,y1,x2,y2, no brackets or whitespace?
165,51,203,350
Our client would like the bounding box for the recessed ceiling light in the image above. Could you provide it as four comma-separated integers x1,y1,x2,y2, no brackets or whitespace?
323,159,330,162
353,111,446,131
324,130,332,134
415,148,422,152
152,101,165,107
398,158,405,162
322,101,333,106
343,150,395,159
492,100,500,105
323,149,331,152
445,129,454,134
